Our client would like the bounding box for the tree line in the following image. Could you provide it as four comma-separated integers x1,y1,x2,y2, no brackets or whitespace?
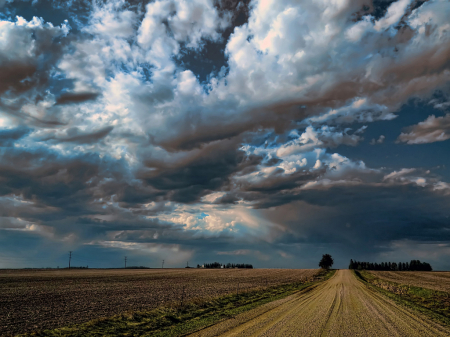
197,262,253,269
349,259,432,271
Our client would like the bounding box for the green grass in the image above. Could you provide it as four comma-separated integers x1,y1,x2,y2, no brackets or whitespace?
26,269,335,337
354,270,450,326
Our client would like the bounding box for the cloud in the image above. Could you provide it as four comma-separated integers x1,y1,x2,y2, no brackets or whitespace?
370,135,385,144
43,0,449,157
1,0,450,268
374,0,412,32
138,0,231,50
86,0,138,39
0,16,69,126
398,114,450,144
0,16,69,90
217,249,270,260
138,138,260,203
55,92,100,105
383,168,416,181
0,127,31,146
276,126,365,157
89,240,194,265
35,126,114,144
379,241,450,270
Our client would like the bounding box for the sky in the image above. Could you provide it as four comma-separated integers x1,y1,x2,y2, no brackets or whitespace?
0,0,450,270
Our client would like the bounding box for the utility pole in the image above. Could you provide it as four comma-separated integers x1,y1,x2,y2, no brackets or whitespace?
69,251,72,269
124,256,127,268
162,259,164,268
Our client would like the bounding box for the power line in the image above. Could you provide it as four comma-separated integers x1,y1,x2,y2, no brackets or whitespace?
68,251,72,269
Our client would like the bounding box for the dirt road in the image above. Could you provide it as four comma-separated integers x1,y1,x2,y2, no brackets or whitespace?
190,270,450,337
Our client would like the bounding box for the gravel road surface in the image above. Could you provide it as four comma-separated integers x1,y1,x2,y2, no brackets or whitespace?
190,270,450,337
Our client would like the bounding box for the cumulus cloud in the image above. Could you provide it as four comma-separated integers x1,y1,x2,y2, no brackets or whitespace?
138,0,231,50
86,0,138,39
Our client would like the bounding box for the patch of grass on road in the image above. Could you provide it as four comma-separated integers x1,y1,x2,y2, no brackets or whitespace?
26,270,335,337
354,270,450,326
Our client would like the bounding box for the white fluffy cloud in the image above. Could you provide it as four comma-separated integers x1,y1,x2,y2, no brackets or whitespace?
86,0,137,39
22,0,446,160
374,0,412,31
139,0,231,50
215,0,450,123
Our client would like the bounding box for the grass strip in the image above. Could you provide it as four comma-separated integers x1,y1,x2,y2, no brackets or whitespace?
354,270,450,326
25,270,335,337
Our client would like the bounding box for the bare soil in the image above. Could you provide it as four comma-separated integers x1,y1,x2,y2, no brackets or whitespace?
190,270,450,337
369,271,450,292
0,268,317,336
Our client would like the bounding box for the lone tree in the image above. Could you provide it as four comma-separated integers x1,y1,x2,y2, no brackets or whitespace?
319,254,334,269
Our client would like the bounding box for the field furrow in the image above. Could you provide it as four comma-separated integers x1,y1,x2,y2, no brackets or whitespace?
369,271,450,292
0,268,317,335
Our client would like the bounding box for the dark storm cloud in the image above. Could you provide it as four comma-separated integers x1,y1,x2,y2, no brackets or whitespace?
50,215,175,241
244,170,323,193
213,193,239,204
109,179,450,266
256,183,450,261
37,126,114,144
111,184,165,207
0,127,31,146
55,92,100,105
0,62,38,95
155,104,311,152
0,146,125,216
139,138,262,203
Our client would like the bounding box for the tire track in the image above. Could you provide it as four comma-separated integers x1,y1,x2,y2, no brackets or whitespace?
189,270,450,337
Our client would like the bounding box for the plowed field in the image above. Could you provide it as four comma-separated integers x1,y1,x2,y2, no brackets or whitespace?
369,271,450,292
0,268,317,336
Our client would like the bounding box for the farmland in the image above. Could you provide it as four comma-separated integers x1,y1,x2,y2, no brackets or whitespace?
191,270,450,337
369,271,450,292
0,268,318,336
